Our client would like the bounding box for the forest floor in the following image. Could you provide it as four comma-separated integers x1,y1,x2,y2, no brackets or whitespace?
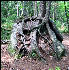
1,33,69,70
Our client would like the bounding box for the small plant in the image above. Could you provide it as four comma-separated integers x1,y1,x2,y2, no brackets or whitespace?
15,54,23,59
49,68,53,70
30,50,37,58
31,52,37,57
55,66,60,70
7,44,16,56
8,44,22,59
29,50,42,61
49,66,61,70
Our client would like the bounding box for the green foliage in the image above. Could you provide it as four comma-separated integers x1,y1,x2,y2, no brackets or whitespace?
31,52,37,58
49,68,53,70
49,66,61,70
1,1,69,41
7,14,17,21
15,54,23,59
1,17,6,23
49,68,52,70
55,66,60,70
60,26,69,33
1,21,14,40
7,44,22,59
55,20,62,28
54,20,69,33
29,50,43,60
30,50,37,58
7,44,16,56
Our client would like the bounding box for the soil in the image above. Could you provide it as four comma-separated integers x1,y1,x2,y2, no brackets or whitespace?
1,33,69,70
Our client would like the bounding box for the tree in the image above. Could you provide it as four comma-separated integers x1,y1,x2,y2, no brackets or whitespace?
39,1,46,17
45,1,65,59
64,1,69,30
53,1,56,21
34,1,37,17
23,1,28,17
3,1,65,61
38,1,65,59
16,3,19,17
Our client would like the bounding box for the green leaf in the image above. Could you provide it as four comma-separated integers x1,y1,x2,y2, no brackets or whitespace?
55,66,61,70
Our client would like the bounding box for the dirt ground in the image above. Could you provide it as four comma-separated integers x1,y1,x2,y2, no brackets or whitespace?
1,33,69,70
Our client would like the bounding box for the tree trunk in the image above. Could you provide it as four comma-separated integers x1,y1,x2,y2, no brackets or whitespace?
39,1,65,59
53,1,57,21
48,1,51,19
45,1,65,59
34,1,37,17
48,19,63,42
21,1,24,16
46,22,65,59
64,1,69,30
11,1,65,61
39,1,46,17
16,3,19,17
23,1,28,17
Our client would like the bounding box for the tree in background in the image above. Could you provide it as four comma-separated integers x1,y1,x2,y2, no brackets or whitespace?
1,1,69,41
39,1,46,17
34,1,37,17
64,1,69,30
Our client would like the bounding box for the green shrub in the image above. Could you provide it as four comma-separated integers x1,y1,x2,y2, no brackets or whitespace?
54,20,69,33
55,66,60,70
30,50,37,58
7,14,17,21
60,26,69,33
55,20,61,28
1,17,6,23
49,66,61,70
1,21,14,40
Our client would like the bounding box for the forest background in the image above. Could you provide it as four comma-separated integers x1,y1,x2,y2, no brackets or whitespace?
1,1,69,41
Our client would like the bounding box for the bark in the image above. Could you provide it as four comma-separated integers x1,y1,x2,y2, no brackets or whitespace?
10,1,65,60
64,1,69,30
21,1,24,16
16,3,19,17
10,21,23,51
53,2,55,21
29,29,46,61
30,30,38,51
46,22,65,59
23,1,28,17
34,1,37,17
37,5,38,17
48,1,51,19
45,1,51,20
45,1,65,59
39,1,46,17
38,30,53,52
48,19,63,42
11,16,65,60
